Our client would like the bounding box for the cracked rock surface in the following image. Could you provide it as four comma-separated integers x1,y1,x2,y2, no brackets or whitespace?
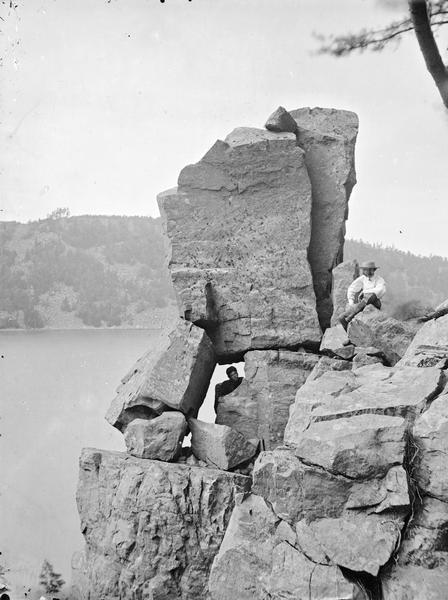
74,448,250,600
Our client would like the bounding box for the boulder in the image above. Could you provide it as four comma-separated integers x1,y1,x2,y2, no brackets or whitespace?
189,418,258,471
290,108,359,329
352,353,382,368
157,127,322,359
319,324,355,359
348,305,415,365
208,492,358,600
264,106,298,133
75,448,250,600
399,313,448,367
215,350,319,449
285,365,442,444
106,319,216,430
331,259,359,326
124,413,187,461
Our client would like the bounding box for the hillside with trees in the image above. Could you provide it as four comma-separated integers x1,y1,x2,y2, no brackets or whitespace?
0,213,176,329
1,213,447,330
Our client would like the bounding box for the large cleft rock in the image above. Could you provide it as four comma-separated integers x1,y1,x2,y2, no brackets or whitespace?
189,418,258,471
348,305,416,366
380,395,448,598
290,108,359,329
75,448,250,600
330,259,359,326
208,492,358,600
157,127,321,360
106,319,215,430
399,313,448,367
215,349,319,449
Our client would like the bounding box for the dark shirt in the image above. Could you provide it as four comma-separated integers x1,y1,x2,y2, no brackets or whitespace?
214,377,243,413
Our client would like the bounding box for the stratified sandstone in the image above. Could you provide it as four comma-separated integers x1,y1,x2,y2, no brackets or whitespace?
215,349,319,449
124,413,187,461
290,108,359,329
75,448,250,600
106,319,215,430
189,418,257,470
158,128,321,359
330,259,359,326
348,305,415,365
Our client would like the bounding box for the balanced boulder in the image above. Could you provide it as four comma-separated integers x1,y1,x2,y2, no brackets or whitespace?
106,319,216,430
264,106,298,133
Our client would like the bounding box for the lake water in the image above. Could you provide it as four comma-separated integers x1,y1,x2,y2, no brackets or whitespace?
0,329,228,595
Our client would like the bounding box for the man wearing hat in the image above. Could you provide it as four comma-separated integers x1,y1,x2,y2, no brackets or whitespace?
339,261,386,329
214,366,243,413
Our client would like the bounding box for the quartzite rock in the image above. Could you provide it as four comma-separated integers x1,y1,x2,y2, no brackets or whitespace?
319,323,353,359
215,350,319,449
285,364,442,445
264,106,298,133
124,413,187,461
208,492,358,600
399,313,448,367
189,418,258,471
348,305,414,365
307,355,352,381
158,127,321,359
75,448,250,600
330,259,359,326
290,108,359,329
412,394,448,501
106,319,215,430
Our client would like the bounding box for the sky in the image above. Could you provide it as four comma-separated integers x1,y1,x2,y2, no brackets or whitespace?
1,0,448,257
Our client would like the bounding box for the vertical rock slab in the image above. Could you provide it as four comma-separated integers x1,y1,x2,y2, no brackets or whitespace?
106,319,216,430
290,108,359,329
331,259,359,326
75,448,250,600
215,350,319,449
158,128,321,360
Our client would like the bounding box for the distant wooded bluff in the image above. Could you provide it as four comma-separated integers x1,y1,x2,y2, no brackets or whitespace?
1,214,447,329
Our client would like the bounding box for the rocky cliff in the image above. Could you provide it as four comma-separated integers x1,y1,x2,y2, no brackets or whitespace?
73,107,448,599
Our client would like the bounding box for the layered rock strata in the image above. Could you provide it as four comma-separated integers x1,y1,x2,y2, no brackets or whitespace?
76,448,250,600
158,128,321,360
215,349,319,449
290,108,359,329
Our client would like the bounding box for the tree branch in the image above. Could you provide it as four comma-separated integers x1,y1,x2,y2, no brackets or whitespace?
409,0,448,108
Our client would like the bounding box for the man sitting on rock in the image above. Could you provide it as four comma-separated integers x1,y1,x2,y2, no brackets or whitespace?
214,366,243,413
339,261,386,330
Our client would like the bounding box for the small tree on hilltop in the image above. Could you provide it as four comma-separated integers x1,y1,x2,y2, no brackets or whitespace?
47,208,70,220
39,559,65,596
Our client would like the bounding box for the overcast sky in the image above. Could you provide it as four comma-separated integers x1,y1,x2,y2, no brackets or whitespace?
1,0,447,256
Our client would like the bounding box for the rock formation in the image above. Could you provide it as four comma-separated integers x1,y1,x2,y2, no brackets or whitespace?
215,349,319,449
74,107,448,599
